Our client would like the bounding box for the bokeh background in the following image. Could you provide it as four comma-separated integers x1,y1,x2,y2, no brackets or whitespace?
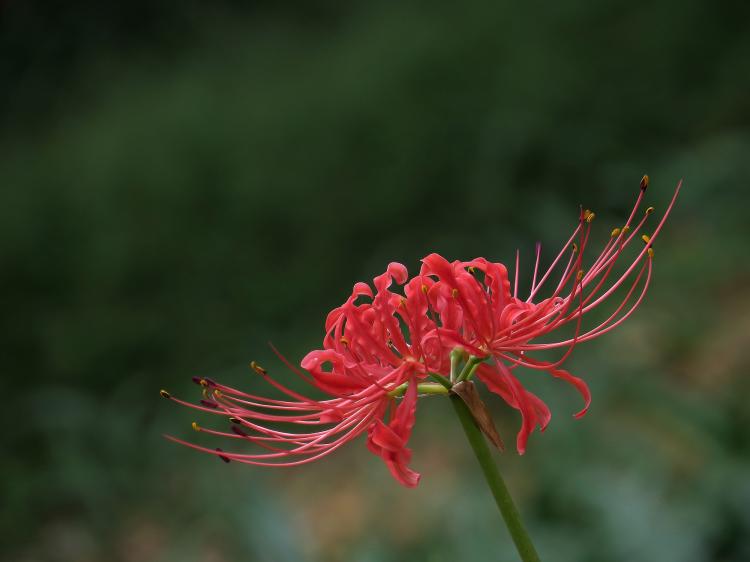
3,1,750,561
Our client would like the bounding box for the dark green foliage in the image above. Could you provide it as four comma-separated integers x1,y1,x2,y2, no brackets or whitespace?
2,2,749,560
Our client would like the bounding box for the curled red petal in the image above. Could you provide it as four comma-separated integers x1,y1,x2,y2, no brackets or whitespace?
521,356,592,418
386,262,408,285
475,362,544,454
352,282,374,298
366,377,420,487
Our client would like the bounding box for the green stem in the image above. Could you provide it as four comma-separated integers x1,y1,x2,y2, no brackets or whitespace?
388,382,449,398
450,394,542,562
449,348,466,382
428,371,453,390
455,354,485,382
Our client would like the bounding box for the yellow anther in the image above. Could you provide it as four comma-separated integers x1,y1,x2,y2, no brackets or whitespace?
611,227,621,238
229,417,241,424
451,288,459,298
645,206,655,215
640,175,649,190
622,225,631,234
339,336,350,345
585,211,596,223
576,270,585,281
467,266,476,274
250,361,267,376
199,378,208,387
213,389,223,398
399,297,407,308
641,235,654,257
159,389,171,399
421,284,429,295
192,422,201,432
571,242,578,253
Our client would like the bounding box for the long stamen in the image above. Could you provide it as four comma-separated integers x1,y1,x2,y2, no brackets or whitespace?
527,223,583,301
516,256,651,350
164,407,380,466
578,181,680,313
529,242,542,298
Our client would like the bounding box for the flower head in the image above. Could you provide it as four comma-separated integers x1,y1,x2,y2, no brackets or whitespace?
163,177,681,487
163,262,451,487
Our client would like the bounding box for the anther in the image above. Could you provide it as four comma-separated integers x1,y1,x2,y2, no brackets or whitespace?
229,417,241,424
640,175,649,191
216,448,231,463
250,361,267,376
611,227,621,238
213,389,223,398
339,336,349,345
399,297,407,308
451,288,459,298
622,225,631,234
467,266,476,274
645,206,655,215
571,242,578,253
231,425,248,437
641,234,655,257
576,270,585,282
421,284,429,295
192,421,201,432
159,389,171,399
585,210,596,223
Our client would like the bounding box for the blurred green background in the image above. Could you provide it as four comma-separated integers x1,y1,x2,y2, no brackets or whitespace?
2,1,749,561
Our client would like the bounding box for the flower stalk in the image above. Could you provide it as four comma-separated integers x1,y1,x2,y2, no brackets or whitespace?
387,382,449,398
450,392,541,562
455,354,485,382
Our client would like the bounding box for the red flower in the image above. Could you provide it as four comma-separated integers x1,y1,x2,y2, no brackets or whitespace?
297,262,453,486
418,177,681,452
163,262,451,487
163,177,681,486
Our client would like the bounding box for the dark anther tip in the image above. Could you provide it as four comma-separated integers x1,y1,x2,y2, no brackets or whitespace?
250,361,268,376
231,425,248,437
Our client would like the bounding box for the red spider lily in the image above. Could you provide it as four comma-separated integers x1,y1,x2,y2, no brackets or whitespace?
163,262,452,487
419,176,681,452
162,177,681,487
